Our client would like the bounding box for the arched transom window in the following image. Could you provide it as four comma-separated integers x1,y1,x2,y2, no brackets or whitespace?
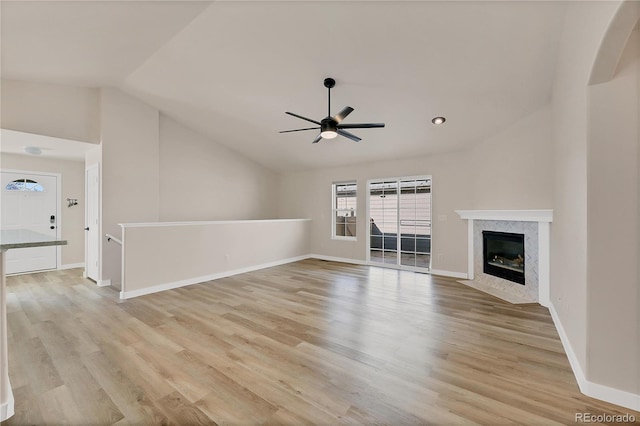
5,179,44,192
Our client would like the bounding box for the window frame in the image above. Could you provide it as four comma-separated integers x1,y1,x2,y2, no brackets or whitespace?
331,181,358,241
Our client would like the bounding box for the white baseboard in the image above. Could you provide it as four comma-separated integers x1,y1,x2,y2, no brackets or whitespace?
548,303,588,390
548,302,640,411
119,255,310,300
97,279,111,287
0,388,14,421
59,262,85,270
586,379,640,412
308,254,367,266
308,255,467,279
430,269,468,279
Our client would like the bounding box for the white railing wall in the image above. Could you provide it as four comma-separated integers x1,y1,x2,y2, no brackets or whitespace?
119,219,311,299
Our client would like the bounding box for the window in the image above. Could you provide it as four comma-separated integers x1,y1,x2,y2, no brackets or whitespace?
5,179,44,192
332,182,357,239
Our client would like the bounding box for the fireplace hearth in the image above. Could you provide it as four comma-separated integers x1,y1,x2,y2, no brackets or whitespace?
483,231,525,284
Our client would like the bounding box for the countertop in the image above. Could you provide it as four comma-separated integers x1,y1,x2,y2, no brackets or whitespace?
0,229,67,250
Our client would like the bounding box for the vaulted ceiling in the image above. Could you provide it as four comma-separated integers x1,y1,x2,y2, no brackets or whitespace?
1,1,567,172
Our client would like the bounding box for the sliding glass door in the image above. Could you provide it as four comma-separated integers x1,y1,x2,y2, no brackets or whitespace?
368,177,431,271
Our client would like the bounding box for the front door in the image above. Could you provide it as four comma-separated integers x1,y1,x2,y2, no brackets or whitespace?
1,171,59,274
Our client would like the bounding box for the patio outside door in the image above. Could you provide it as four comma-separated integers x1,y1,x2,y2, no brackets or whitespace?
368,177,431,271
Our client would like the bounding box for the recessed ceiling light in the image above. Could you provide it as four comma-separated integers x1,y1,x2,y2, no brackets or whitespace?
432,117,446,125
24,146,42,155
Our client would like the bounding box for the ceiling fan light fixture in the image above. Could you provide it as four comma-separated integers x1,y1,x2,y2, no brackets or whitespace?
320,130,338,139
432,116,446,125
320,119,338,139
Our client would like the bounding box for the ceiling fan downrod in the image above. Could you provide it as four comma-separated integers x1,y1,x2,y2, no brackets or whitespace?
324,77,335,118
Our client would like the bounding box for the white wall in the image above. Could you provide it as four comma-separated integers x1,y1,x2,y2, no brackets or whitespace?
587,28,639,395
159,115,278,221
280,150,471,274
0,153,85,267
551,0,640,408
0,79,100,143
85,145,101,167
98,90,283,288
100,88,160,289
470,105,554,210
550,0,620,372
279,105,554,276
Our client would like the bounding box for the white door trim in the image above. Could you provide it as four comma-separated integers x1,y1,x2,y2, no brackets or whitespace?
1,169,62,270
84,163,100,282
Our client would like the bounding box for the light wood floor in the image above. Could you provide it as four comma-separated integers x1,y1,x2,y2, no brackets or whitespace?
369,251,430,268
3,260,638,425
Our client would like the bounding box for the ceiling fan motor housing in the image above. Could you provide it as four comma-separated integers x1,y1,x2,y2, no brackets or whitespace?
321,117,338,133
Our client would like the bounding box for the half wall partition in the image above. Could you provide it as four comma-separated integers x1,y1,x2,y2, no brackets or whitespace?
119,219,311,299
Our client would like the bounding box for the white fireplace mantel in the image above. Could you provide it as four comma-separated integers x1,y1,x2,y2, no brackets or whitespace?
455,209,553,223
455,209,553,307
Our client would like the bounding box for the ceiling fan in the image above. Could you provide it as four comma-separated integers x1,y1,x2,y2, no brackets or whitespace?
280,77,385,143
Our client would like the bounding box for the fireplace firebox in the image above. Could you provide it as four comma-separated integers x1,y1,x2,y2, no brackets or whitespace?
482,231,525,284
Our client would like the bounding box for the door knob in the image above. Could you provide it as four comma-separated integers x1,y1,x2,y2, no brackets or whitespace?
84,227,90,231
50,226,55,229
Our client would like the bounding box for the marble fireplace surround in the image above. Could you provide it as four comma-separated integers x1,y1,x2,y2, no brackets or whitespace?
455,210,553,306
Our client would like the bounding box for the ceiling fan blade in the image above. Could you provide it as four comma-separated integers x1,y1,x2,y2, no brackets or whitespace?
337,129,362,142
279,127,320,133
334,106,354,123
285,112,321,125
312,134,323,144
337,123,385,129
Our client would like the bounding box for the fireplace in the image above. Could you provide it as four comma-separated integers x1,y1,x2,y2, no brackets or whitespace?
455,210,552,305
482,231,525,284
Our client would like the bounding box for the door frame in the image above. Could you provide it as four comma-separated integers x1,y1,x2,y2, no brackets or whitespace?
1,168,63,270
365,174,433,273
84,163,100,282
